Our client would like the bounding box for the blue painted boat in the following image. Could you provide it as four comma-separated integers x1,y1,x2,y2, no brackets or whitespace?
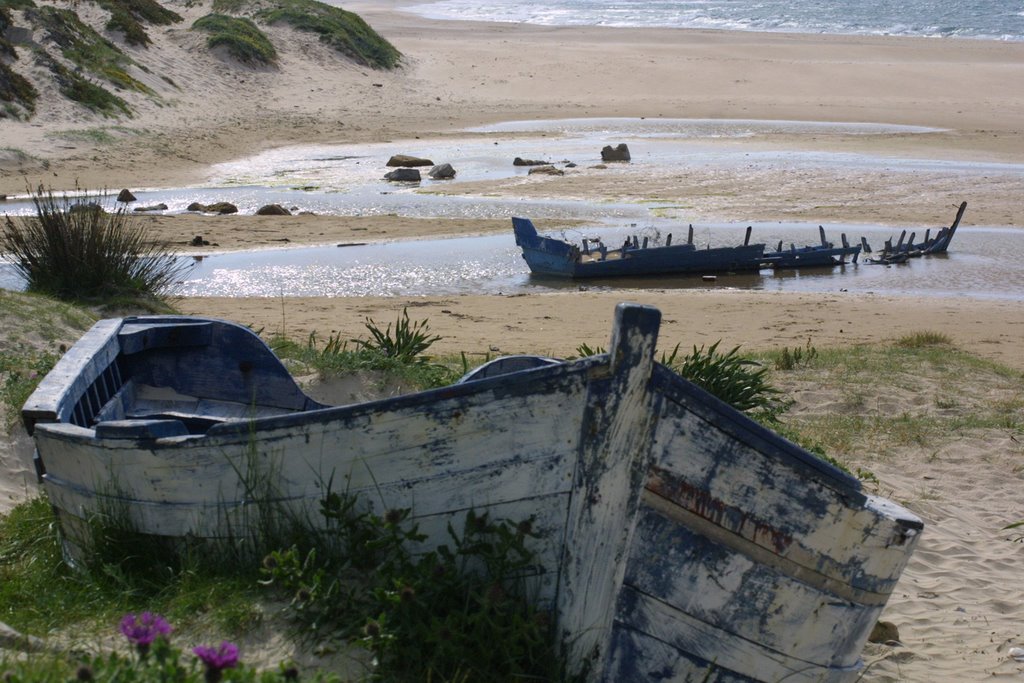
22,305,921,681
513,217,766,278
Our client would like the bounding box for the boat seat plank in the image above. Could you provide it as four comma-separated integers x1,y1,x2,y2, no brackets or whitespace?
118,321,213,355
95,419,190,440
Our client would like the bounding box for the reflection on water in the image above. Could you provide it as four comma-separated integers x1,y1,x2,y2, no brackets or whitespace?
165,224,1024,300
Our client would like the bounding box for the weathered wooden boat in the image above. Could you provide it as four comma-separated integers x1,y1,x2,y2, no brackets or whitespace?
23,305,922,681
512,217,766,278
864,200,966,265
460,354,923,682
762,225,861,269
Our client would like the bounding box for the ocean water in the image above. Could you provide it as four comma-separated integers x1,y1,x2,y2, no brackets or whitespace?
406,0,1024,41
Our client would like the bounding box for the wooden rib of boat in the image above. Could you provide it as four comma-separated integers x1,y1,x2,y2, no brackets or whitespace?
22,305,922,681
762,225,861,269
865,201,966,265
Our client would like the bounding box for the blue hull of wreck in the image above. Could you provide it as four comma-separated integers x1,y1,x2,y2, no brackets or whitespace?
513,217,766,278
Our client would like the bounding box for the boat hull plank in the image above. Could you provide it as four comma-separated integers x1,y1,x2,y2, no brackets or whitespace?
34,373,596,531
602,367,921,680
604,589,861,683
623,504,877,669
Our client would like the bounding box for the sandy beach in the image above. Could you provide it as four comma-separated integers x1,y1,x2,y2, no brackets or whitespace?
2,0,1024,679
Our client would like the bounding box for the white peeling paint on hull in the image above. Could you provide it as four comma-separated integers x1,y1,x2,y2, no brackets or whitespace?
599,366,922,681
26,305,664,680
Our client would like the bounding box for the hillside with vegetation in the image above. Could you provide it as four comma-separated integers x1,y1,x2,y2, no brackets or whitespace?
0,0,400,120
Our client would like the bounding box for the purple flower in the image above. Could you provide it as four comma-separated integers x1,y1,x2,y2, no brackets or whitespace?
119,612,171,654
194,641,239,683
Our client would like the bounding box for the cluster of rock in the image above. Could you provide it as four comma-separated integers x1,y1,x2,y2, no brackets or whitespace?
115,189,298,217
383,154,456,182
110,141,633,224
508,143,630,177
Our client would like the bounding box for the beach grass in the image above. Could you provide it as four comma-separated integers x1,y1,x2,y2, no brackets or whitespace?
2,186,193,303
192,14,278,66
758,334,1024,460
250,0,401,69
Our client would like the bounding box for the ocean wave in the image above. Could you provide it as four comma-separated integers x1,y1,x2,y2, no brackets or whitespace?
406,0,1024,42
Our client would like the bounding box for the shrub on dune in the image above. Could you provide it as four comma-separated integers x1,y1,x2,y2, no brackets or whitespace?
1,185,192,303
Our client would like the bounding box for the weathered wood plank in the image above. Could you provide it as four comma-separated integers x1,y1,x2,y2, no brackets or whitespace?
606,589,861,683
557,303,661,680
36,375,591,511
624,503,879,669
649,367,921,593
118,321,213,355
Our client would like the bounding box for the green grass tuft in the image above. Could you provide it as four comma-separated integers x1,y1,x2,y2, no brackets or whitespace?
193,13,278,66
895,330,953,348
24,5,154,115
255,0,400,69
0,58,39,120
99,0,182,47
2,185,193,303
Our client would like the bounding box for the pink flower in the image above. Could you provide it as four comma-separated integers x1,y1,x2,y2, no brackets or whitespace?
194,641,239,683
119,612,171,654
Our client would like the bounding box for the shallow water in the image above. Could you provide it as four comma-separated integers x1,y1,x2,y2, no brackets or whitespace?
2,118,1022,300
0,119,969,221
165,224,1024,300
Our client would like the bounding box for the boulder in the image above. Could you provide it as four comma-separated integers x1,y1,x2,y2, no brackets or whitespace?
384,168,421,182
187,202,238,214
513,157,548,166
255,203,291,216
386,154,433,167
601,143,631,162
428,163,456,179
528,165,564,176
116,188,136,202
133,203,168,212
190,235,210,247
205,202,238,214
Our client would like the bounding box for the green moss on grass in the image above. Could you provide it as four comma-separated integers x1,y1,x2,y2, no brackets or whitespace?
193,13,278,65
